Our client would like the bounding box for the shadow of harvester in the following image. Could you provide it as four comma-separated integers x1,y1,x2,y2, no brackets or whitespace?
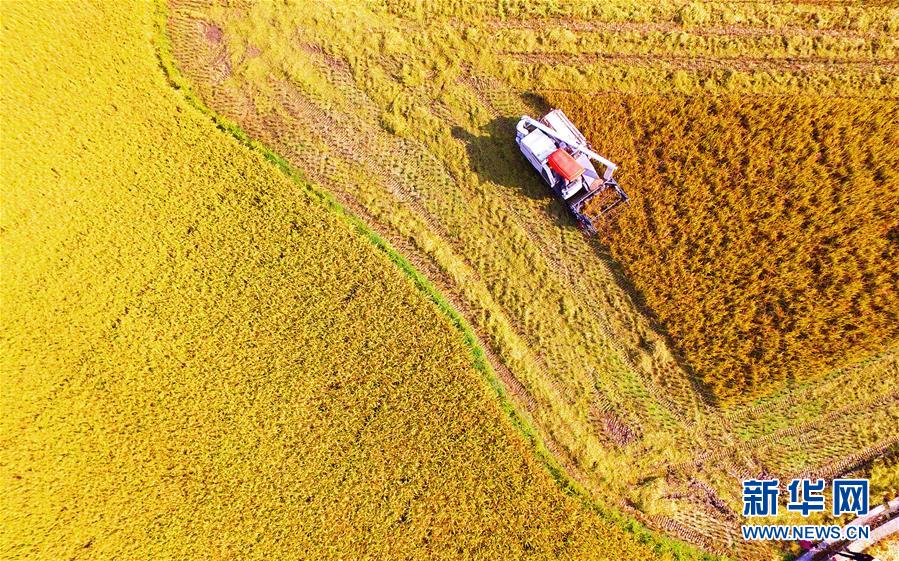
450,116,579,231
452,116,720,407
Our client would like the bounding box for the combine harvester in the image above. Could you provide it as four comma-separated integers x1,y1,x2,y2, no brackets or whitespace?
516,109,628,234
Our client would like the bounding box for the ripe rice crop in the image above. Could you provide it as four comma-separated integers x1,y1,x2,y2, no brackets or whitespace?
549,92,899,403
161,0,899,557
0,2,684,560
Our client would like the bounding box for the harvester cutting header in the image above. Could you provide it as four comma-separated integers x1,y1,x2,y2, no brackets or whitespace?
516,109,628,234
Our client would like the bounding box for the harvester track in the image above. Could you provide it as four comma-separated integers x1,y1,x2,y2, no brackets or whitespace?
166,2,899,558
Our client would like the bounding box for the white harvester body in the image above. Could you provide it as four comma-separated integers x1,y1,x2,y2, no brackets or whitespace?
516,109,628,233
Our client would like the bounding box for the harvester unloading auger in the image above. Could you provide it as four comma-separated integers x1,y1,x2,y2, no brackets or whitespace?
516,109,629,234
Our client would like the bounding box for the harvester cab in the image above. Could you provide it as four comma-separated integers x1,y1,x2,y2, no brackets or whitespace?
515,109,628,234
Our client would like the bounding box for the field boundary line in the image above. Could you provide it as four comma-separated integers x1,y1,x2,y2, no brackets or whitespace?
533,89,899,101
506,51,898,73
481,17,888,40
720,347,897,421
153,4,724,559
665,390,899,478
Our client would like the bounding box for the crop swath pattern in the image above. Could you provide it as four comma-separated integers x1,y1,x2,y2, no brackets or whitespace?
546,92,899,402
0,2,681,560
166,0,899,558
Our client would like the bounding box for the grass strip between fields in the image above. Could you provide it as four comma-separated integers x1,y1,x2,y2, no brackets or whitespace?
152,4,724,559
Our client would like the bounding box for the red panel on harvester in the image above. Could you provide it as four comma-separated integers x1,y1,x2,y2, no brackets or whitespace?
547,149,585,182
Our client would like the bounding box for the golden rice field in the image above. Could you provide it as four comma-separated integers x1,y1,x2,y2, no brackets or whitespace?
548,92,899,403
164,0,899,558
0,1,699,559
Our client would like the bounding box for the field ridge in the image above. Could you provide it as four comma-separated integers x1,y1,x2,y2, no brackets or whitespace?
161,1,899,557
152,4,720,559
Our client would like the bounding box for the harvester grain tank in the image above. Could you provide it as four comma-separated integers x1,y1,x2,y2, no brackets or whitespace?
516,109,628,234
